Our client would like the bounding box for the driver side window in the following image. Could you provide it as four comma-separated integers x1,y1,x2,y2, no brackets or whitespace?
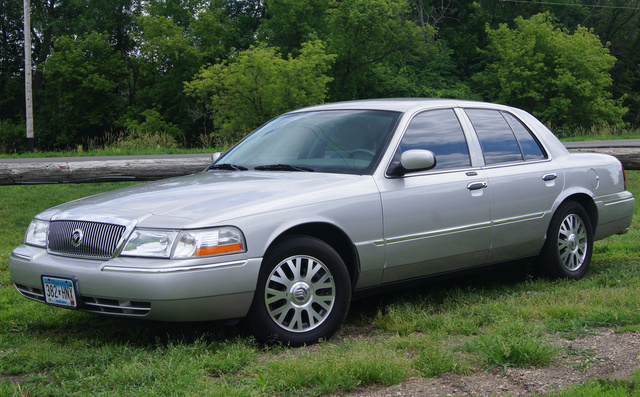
400,109,471,170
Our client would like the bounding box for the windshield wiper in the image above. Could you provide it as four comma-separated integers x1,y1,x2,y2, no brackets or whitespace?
209,163,248,171
254,164,315,172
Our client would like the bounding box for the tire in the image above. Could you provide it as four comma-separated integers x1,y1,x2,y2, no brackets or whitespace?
539,201,593,279
248,235,351,346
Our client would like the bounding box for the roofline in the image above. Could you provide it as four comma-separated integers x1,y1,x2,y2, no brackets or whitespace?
289,98,519,114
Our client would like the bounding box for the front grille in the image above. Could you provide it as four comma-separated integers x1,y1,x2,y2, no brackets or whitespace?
48,220,127,259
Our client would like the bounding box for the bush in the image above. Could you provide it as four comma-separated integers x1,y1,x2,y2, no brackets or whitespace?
0,119,27,154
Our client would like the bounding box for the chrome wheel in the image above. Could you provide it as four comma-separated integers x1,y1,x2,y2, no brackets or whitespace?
540,201,593,279
557,213,588,271
265,255,336,333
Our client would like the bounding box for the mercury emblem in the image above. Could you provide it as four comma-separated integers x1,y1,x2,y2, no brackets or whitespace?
70,229,84,248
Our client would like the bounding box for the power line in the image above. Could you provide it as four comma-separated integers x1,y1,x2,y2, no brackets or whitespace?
501,0,640,10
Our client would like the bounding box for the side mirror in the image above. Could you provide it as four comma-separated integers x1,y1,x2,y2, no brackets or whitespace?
390,150,437,175
211,152,223,163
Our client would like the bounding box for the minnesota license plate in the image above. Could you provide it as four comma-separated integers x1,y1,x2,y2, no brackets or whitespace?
42,276,78,308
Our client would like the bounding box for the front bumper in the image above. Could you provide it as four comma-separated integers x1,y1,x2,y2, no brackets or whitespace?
10,244,261,321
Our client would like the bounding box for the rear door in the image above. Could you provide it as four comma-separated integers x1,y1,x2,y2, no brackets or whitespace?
462,109,564,263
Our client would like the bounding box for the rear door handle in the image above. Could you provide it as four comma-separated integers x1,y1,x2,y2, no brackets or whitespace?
542,173,557,181
467,181,488,190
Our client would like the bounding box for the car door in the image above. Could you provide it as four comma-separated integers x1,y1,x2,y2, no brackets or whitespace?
462,109,564,263
377,108,492,283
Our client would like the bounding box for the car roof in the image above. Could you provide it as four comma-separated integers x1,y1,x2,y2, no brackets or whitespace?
289,98,515,114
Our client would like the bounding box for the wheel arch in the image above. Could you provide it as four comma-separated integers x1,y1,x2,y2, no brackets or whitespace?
558,193,598,235
264,223,360,290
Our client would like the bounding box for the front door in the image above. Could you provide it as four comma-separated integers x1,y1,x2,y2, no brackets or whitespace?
377,109,492,283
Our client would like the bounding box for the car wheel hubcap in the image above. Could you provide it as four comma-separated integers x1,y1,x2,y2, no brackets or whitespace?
557,214,588,271
265,255,336,333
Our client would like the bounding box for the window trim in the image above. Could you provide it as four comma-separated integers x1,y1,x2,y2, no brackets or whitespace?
385,107,474,178
461,108,548,167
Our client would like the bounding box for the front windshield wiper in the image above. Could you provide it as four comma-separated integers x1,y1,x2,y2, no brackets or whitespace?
209,163,248,171
254,164,315,172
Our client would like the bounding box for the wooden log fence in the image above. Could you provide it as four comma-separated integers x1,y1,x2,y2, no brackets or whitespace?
0,148,638,185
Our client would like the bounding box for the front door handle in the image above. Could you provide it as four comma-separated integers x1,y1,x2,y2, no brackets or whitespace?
467,181,488,190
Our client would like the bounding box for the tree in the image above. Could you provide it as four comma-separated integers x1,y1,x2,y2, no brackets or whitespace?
324,0,439,101
582,0,640,126
258,0,330,54
133,0,232,142
185,40,335,141
476,12,626,131
39,32,127,147
0,0,25,122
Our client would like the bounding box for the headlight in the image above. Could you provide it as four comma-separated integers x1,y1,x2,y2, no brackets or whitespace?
120,227,245,259
173,227,245,258
121,229,179,258
25,219,49,247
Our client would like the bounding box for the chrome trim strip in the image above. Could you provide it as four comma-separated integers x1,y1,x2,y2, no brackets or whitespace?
83,302,149,312
603,196,635,206
11,252,31,261
102,260,248,273
377,213,544,246
385,222,492,245
492,212,545,227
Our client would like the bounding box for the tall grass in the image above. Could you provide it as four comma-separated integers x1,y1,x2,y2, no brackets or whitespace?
0,172,638,395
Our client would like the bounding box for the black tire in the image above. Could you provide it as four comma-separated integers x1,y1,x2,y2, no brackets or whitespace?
248,235,351,346
539,201,593,279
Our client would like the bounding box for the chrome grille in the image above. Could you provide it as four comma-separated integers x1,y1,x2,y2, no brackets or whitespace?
48,220,126,259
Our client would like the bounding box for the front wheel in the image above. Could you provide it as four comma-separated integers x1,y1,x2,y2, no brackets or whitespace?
539,201,593,279
248,236,351,346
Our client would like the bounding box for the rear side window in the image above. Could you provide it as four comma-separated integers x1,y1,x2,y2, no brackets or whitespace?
400,109,471,170
465,109,546,165
502,112,546,160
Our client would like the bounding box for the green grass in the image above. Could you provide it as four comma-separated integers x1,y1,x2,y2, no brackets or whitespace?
1,172,639,396
556,125,640,141
542,370,640,396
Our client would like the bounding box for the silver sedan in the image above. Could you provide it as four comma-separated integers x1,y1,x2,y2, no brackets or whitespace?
10,99,635,345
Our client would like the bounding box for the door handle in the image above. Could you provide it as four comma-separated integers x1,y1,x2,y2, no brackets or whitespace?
542,173,557,181
467,181,488,190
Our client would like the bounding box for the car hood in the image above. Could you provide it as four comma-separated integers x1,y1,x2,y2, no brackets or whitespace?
41,171,376,228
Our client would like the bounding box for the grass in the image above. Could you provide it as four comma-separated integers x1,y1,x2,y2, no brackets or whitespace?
0,172,639,396
543,370,640,396
555,125,640,141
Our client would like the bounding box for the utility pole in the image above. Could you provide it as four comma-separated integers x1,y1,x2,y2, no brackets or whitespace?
24,0,35,152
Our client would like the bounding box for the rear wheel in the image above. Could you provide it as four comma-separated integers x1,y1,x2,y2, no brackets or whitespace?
539,201,593,279
248,236,351,346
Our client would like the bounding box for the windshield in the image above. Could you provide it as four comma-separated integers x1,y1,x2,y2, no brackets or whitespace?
214,110,400,175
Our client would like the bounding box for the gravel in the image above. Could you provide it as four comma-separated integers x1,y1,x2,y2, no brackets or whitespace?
335,328,640,396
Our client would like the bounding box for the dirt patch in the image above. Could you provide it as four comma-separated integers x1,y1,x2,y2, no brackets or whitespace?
336,328,640,396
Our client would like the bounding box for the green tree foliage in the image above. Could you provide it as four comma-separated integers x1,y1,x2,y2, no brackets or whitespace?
0,0,25,122
581,0,640,126
40,32,127,147
4,0,640,153
258,0,330,54
185,40,335,141
133,0,231,140
476,12,627,131
324,0,437,100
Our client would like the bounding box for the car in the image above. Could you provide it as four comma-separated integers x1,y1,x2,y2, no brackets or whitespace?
10,99,635,345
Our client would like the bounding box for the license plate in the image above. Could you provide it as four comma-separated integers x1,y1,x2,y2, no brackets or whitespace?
42,276,78,308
